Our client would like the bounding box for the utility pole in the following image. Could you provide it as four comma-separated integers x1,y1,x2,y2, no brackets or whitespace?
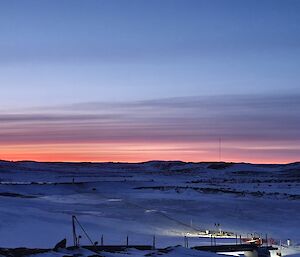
72,215,77,247
152,235,156,250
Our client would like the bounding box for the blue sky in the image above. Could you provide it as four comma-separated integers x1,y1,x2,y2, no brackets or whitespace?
1,0,300,107
0,0,299,162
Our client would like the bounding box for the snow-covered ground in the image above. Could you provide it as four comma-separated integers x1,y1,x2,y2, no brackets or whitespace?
31,246,232,257
0,160,299,256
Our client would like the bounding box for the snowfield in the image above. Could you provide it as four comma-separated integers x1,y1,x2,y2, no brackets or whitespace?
30,246,228,257
0,160,299,257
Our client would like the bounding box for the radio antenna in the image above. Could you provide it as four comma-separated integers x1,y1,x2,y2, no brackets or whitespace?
219,138,222,162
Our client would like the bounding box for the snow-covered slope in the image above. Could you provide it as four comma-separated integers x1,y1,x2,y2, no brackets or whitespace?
0,160,299,252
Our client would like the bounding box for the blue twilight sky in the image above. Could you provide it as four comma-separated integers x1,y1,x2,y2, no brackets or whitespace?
0,0,300,163
0,0,300,108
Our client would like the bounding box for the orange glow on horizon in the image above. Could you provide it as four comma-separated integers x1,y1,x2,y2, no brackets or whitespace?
0,142,298,164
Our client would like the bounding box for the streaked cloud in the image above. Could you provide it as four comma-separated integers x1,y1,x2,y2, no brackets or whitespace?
0,94,299,163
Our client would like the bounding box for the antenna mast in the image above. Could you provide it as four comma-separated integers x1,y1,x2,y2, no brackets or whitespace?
219,138,222,162
72,215,77,247
72,215,94,246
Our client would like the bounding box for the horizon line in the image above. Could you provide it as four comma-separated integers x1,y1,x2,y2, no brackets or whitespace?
1,159,299,166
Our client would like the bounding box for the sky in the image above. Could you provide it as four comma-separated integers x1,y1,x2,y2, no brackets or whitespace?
0,0,299,163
